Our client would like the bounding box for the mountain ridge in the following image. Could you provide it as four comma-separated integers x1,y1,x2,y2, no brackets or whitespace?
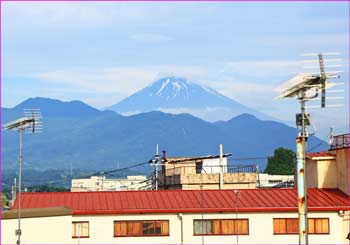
2,97,326,172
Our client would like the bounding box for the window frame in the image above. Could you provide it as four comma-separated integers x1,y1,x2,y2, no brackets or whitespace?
193,219,249,236
114,220,170,237
72,221,90,239
273,218,330,235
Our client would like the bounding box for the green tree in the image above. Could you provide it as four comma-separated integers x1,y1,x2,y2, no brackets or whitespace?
264,147,296,175
2,193,7,208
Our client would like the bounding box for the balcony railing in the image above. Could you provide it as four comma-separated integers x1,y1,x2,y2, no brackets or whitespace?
227,165,257,173
330,133,350,150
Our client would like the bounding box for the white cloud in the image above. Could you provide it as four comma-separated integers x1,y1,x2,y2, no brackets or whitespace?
130,33,172,43
30,65,207,107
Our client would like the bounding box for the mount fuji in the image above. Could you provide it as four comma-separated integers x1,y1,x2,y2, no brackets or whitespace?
107,77,275,122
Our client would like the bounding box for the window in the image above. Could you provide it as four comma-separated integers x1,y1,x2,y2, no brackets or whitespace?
114,220,169,237
273,218,329,235
308,218,329,234
196,161,203,174
193,219,249,235
72,221,89,238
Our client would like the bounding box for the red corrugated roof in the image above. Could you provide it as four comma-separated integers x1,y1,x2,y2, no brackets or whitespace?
12,189,349,215
306,151,335,158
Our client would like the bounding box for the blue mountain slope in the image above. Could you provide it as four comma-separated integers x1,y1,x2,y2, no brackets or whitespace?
2,98,326,171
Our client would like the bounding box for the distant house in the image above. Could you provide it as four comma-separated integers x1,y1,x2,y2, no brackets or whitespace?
159,153,257,190
71,175,149,192
2,188,349,244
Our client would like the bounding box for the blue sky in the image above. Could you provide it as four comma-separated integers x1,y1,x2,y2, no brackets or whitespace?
2,2,349,138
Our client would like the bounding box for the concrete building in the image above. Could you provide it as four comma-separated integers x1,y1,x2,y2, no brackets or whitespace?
159,154,257,190
71,175,149,192
258,174,294,188
305,133,350,195
2,189,349,244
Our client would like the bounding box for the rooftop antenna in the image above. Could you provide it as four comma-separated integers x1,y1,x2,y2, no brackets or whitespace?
277,52,342,245
3,109,42,245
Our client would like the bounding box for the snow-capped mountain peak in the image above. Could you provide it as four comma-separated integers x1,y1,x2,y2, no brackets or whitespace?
107,76,273,122
151,77,191,100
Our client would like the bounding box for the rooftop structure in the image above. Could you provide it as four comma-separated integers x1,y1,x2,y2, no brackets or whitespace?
257,174,294,188
71,175,149,192
160,153,257,190
305,133,349,195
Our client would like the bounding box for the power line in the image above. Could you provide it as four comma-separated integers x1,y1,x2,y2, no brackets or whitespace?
307,141,328,152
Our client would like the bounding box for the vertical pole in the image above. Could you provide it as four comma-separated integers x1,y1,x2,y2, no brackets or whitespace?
234,190,240,245
297,97,308,245
16,128,23,245
12,178,17,206
155,144,159,190
219,144,223,189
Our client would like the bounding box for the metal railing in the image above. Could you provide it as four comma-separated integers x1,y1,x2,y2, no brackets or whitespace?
227,165,257,173
164,164,258,176
330,133,350,150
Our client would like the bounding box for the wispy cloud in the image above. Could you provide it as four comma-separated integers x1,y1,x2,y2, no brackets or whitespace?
130,33,172,43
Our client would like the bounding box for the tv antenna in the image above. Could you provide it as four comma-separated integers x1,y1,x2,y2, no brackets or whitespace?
3,109,43,245
277,52,342,245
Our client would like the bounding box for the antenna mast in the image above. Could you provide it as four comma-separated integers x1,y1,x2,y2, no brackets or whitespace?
277,52,342,245
3,109,42,245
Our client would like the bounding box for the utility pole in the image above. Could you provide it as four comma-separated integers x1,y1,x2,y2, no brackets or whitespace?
2,109,43,245
16,127,23,245
150,144,160,190
155,144,159,190
296,91,308,244
11,178,17,207
219,144,223,189
277,52,343,245
234,189,240,245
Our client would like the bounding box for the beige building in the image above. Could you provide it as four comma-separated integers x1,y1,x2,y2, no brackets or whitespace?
159,154,257,190
305,133,350,195
71,175,149,192
2,189,349,244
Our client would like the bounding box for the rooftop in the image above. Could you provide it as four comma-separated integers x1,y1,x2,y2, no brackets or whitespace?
166,154,232,163
12,188,349,215
306,151,336,159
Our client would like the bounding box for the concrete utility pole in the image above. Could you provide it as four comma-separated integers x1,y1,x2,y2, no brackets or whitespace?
296,92,308,245
277,52,343,245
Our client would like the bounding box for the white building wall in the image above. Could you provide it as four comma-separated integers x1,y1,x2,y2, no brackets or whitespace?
71,175,148,192
1,215,71,244
1,211,346,244
258,174,294,187
202,158,228,174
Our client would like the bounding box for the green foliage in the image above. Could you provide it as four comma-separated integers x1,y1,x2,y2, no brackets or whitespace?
26,185,69,192
2,193,7,208
264,147,296,175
